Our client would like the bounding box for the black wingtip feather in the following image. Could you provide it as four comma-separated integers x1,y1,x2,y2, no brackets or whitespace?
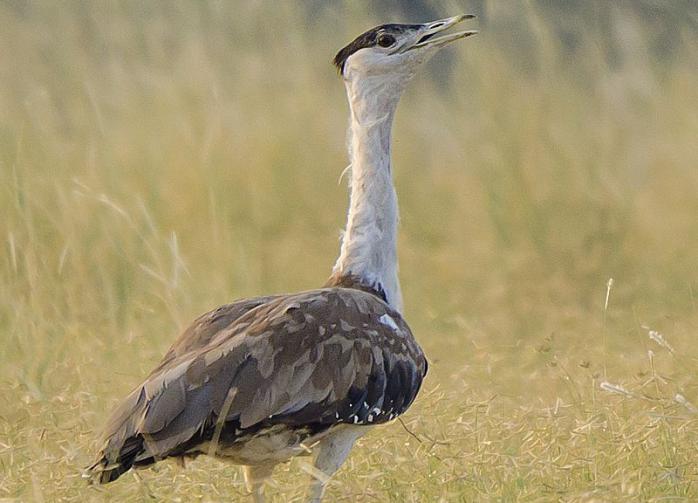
85,435,149,485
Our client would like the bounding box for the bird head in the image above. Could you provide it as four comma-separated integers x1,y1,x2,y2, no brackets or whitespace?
334,15,477,84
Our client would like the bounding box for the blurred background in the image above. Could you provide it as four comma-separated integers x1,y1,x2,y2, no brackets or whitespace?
1,1,697,500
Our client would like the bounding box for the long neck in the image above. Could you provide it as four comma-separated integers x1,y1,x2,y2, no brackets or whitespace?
330,77,406,312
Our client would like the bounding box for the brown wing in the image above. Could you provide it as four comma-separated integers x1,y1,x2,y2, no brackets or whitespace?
150,295,279,375
87,288,426,484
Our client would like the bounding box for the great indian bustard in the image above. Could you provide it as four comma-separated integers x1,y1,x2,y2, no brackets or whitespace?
86,15,476,502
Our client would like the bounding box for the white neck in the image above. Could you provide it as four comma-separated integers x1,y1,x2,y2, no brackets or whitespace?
332,75,408,312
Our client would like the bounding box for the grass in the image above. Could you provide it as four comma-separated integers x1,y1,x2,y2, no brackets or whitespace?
1,1,697,501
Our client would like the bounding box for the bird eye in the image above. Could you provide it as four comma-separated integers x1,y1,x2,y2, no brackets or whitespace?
377,34,396,48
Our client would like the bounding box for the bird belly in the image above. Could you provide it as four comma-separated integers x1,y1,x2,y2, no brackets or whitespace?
196,423,336,465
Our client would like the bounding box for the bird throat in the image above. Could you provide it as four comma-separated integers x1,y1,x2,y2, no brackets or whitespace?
329,77,403,312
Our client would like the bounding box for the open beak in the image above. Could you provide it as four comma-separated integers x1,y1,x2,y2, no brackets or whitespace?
407,14,477,51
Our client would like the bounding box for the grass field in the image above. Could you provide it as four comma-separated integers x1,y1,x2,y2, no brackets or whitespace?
1,1,698,501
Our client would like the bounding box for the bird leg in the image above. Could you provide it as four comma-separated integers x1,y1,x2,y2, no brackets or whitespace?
243,464,275,503
306,426,365,503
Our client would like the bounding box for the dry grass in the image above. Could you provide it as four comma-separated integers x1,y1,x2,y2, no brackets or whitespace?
1,1,697,501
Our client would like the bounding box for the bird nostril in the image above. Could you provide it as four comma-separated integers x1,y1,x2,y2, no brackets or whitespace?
431,23,443,29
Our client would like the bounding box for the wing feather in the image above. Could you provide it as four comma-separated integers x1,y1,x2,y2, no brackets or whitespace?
88,287,426,483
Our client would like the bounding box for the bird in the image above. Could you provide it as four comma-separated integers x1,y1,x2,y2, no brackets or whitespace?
86,14,476,502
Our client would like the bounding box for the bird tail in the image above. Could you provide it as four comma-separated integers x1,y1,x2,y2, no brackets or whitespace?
84,435,146,484
84,386,151,484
